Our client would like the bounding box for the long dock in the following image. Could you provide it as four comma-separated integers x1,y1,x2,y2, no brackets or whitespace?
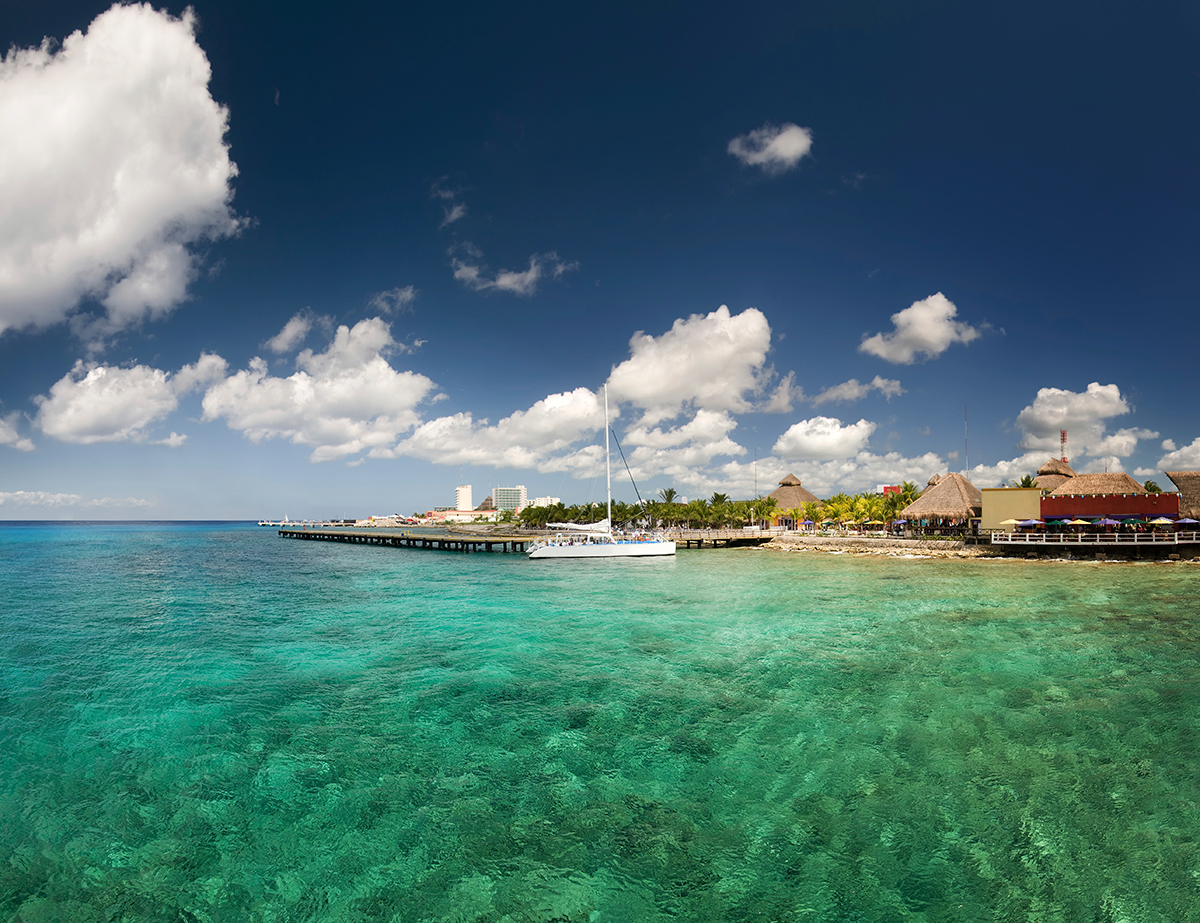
279,527,530,553
666,528,776,549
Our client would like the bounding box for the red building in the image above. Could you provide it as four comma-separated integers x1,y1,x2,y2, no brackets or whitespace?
1040,472,1179,519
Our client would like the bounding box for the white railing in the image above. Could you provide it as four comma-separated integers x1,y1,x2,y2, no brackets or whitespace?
990,530,1200,545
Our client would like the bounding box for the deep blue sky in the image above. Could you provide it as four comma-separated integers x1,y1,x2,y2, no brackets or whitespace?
2,1,1198,517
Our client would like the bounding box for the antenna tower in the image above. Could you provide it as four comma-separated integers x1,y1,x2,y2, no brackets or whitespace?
1060,429,1068,463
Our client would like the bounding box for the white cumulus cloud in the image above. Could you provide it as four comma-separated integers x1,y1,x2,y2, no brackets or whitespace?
811,375,904,407
773,416,876,460
607,305,772,425
202,318,437,462
34,353,225,444
390,387,603,469
727,122,813,175
0,3,240,338
1014,382,1131,455
859,293,980,364
1157,437,1200,470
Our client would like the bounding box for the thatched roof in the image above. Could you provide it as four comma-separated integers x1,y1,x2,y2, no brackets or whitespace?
1037,457,1076,477
1165,471,1200,519
901,472,982,520
1046,472,1145,496
1034,473,1072,492
768,474,820,508
926,473,943,487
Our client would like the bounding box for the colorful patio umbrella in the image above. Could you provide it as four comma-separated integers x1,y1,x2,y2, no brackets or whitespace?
1097,518,1120,526
999,518,1022,526
1017,519,1044,527
1177,518,1199,524
1066,519,1092,525
1149,517,1175,525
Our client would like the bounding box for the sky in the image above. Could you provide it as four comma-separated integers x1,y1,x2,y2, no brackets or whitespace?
1,0,1199,519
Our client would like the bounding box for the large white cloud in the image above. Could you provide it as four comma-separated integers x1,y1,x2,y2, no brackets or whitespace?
1156,437,1200,470
607,305,772,425
859,293,980,364
773,416,876,460
1014,382,1131,455
202,318,436,462
0,3,240,337
389,387,603,469
34,353,225,444
727,122,813,175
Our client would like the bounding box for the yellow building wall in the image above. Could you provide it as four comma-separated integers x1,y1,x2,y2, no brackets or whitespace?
980,487,1042,530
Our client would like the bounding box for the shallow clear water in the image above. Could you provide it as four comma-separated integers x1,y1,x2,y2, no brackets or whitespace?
2,522,1199,922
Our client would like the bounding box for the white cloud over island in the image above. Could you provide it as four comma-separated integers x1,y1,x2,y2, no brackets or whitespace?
0,3,240,340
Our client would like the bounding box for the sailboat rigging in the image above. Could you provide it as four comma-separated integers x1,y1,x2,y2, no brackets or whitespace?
526,385,676,559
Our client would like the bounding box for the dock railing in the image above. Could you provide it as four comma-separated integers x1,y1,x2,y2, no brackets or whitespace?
990,530,1200,546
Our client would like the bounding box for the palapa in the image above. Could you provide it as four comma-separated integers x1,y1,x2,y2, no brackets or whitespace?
900,472,982,520
1045,472,1145,496
768,474,820,508
1034,457,1076,492
1165,471,1200,519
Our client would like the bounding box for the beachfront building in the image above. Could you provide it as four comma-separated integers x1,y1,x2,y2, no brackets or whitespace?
528,496,561,508
767,474,820,529
492,486,527,512
1165,472,1200,519
1034,458,1076,493
900,472,982,532
455,485,473,511
1040,473,1179,520
980,487,1042,531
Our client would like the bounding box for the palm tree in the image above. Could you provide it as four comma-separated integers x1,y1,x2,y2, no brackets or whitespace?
1011,474,1037,488
1144,479,1162,494
801,500,822,527
658,487,678,504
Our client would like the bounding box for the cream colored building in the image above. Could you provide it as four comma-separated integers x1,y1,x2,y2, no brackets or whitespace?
980,487,1041,530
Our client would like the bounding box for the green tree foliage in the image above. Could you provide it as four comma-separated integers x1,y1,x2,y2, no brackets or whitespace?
1143,479,1162,493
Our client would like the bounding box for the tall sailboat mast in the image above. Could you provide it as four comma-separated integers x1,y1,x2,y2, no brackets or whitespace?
604,384,612,533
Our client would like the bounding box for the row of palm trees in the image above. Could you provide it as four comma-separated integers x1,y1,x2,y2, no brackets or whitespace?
515,481,924,531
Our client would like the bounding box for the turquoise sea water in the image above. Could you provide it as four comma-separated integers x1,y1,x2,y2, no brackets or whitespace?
2,523,1199,922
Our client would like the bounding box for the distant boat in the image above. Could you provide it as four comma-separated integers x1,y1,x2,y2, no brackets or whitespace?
527,386,675,559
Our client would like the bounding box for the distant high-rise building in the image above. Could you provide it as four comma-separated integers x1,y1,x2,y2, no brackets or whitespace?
455,485,473,511
530,496,561,508
492,486,527,512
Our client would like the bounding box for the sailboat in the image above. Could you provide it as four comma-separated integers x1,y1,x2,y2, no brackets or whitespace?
527,386,676,559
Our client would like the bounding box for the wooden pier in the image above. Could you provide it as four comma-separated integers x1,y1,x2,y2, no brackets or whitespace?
665,528,776,549
279,527,530,553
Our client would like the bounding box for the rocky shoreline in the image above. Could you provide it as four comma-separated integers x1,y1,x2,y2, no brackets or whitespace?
762,533,1003,559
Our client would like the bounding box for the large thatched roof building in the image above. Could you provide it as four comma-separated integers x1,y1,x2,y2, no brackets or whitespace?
768,474,820,509
1041,471,1180,519
1045,472,1145,496
1165,472,1200,519
1035,457,1076,493
900,472,982,521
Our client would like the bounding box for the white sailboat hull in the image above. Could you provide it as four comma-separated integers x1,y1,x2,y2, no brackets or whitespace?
527,539,676,559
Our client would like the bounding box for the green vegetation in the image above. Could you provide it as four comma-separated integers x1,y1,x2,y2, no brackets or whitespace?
1011,474,1038,488
1144,479,1162,493
518,481,922,530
